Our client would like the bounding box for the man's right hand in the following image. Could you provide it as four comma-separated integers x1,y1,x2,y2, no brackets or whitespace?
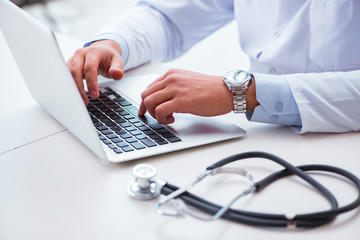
67,40,125,105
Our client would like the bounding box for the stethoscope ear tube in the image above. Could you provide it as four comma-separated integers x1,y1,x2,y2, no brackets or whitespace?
160,151,360,228
161,182,334,228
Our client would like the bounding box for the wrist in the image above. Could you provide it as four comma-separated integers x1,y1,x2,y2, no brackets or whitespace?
92,39,122,55
245,77,260,112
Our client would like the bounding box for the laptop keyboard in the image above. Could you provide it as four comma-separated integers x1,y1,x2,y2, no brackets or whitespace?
86,87,181,154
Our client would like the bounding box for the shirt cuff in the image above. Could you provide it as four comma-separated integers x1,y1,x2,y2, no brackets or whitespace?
247,73,302,128
84,33,130,66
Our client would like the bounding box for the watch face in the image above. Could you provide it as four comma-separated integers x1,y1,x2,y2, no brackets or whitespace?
227,70,250,86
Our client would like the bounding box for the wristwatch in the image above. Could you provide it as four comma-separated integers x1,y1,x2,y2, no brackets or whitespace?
223,70,253,113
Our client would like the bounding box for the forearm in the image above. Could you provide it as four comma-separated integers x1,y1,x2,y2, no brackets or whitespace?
86,1,234,71
86,5,176,70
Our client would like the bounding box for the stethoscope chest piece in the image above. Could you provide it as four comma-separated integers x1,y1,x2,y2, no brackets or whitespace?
127,164,163,200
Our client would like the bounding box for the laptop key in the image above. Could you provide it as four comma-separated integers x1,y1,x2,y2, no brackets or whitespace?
105,121,117,127
138,126,150,131
133,122,144,127
120,122,132,128
116,142,129,148
101,129,113,135
135,134,148,140
113,149,122,154
93,122,103,127
123,115,135,120
115,129,127,135
167,137,182,143
149,123,164,130
114,118,126,124
156,128,171,134
120,133,132,139
122,146,134,152
141,139,157,147
148,134,161,140
154,138,168,145
113,97,126,102
131,142,146,150
96,125,108,131
129,118,140,124
161,133,176,139
130,130,143,136
111,138,123,143
102,139,112,145
107,134,118,139
110,125,122,131
108,144,117,149
125,126,137,131
143,129,155,135
126,138,138,143
118,100,132,106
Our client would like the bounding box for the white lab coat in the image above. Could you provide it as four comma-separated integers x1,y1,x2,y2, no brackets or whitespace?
91,0,360,133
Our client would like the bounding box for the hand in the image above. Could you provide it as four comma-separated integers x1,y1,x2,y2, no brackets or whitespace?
67,40,125,105
139,69,234,124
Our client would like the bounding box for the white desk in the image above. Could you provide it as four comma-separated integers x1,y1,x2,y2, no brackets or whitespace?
1,24,360,240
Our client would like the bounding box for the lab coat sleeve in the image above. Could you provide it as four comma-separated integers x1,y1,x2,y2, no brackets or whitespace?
251,71,360,134
287,71,360,134
87,1,234,70
87,5,176,70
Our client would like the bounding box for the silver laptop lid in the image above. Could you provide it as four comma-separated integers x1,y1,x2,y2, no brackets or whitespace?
0,0,246,163
0,0,107,160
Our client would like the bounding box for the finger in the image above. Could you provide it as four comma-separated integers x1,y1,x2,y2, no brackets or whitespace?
67,55,89,105
154,100,177,124
109,67,124,80
142,88,173,119
141,79,167,102
83,53,100,99
138,100,147,116
108,55,125,80
138,75,166,116
138,72,174,118
165,114,175,124
158,113,175,125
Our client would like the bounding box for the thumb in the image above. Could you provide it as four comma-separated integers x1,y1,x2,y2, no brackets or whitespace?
108,56,124,80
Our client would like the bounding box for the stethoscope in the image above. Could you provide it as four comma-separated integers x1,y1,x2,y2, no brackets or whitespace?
127,151,360,229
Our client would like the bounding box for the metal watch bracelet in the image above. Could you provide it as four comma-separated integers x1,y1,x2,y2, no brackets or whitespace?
232,88,247,113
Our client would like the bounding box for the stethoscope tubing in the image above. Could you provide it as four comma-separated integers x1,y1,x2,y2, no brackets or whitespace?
160,151,360,228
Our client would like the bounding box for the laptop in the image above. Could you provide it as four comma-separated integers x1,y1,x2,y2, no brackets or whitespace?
0,0,245,163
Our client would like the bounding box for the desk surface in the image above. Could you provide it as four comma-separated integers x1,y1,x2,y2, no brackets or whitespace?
1,24,360,240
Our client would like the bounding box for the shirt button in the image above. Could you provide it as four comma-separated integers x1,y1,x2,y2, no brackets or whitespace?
275,102,283,112
269,67,277,74
271,115,279,121
274,31,281,38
